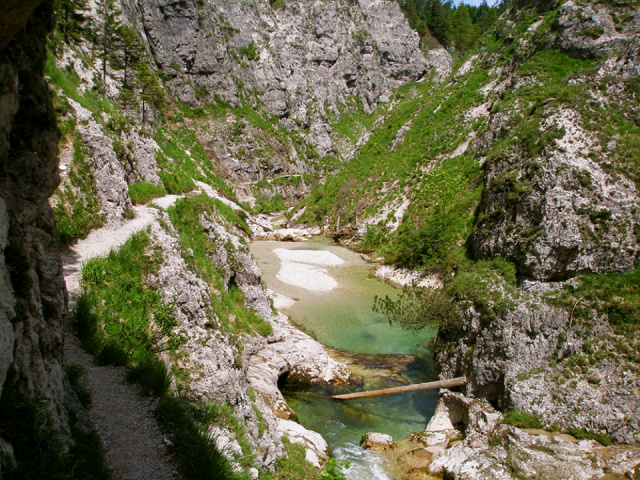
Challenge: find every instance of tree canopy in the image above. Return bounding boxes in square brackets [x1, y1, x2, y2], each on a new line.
[397, 0, 508, 52]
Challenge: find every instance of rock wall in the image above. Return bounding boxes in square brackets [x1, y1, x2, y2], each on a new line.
[132, 0, 428, 156]
[432, 0, 640, 460]
[470, 0, 640, 281]
[0, 0, 71, 447]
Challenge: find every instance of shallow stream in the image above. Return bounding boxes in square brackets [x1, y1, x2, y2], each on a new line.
[250, 238, 438, 479]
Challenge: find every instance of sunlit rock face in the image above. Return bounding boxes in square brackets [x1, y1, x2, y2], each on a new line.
[128, 0, 431, 156]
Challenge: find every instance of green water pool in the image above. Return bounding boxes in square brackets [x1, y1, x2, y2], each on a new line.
[249, 237, 438, 478]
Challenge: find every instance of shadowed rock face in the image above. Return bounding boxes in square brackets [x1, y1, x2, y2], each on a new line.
[0, 0, 71, 444]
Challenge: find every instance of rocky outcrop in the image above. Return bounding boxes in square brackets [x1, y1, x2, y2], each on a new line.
[0, 0, 71, 451]
[421, 391, 640, 479]
[436, 280, 640, 446]
[69, 100, 133, 223]
[148, 208, 351, 468]
[134, 0, 429, 155]
[553, 0, 640, 60]
[361, 432, 395, 451]
[471, 107, 640, 281]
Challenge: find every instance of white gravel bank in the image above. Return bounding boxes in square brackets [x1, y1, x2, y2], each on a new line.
[274, 248, 345, 292]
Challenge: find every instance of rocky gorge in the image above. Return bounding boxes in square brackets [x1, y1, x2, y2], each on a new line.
[0, 0, 640, 479]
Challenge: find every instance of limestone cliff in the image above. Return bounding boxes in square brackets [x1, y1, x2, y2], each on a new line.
[130, 0, 428, 157]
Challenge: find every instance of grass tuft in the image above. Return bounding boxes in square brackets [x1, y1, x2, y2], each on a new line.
[129, 182, 167, 205]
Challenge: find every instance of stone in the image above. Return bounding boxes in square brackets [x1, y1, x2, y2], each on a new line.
[361, 432, 395, 451]
[272, 228, 311, 242]
[424, 392, 640, 479]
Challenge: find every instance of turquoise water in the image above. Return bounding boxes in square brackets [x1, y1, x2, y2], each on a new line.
[250, 238, 438, 479]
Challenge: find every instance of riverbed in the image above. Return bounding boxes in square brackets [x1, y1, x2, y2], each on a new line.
[250, 237, 438, 479]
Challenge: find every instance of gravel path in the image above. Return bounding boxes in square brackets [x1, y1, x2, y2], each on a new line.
[62, 196, 182, 480]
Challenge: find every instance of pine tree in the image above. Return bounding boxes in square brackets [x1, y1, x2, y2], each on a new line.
[54, 0, 91, 48]
[425, 0, 452, 47]
[113, 25, 146, 107]
[95, 0, 123, 85]
[450, 5, 479, 53]
[135, 63, 164, 124]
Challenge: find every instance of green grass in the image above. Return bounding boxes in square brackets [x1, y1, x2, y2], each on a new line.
[154, 126, 236, 199]
[65, 364, 92, 408]
[129, 182, 167, 204]
[501, 410, 542, 429]
[53, 139, 105, 247]
[300, 63, 490, 270]
[155, 398, 242, 480]
[549, 268, 640, 336]
[261, 440, 348, 480]
[568, 428, 613, 446]
[76, 230, 246, 479]
[76, 231, 176, 397]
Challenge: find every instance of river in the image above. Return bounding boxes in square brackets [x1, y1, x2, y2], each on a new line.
[249, 237, 438, 479]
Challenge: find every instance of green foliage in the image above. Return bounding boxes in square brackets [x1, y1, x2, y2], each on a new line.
[239, 42, 258, 61]
[95, 0, 124, 84]
[302, 60, 492, 271]
[397, 0, 503, 52]
[549, 269, 640, 334]
[577, 26, 605, 39]
[373, 286, 459, 333]
[373, 258, 518, 347]
[568, 428, 613, 446]
[384, 156, 483, 270]
[358, 223, 388, 251]
[255, 193, 287, 214]
[128, 181, 167, 205]
[501, 410, 542, 429]
[127, 353, 172, 397]
[53, 138, 105, 247]
[447, 258, 519, 320]
[155, 126, 237, 199]
[77, 231, 178, 392]
[65, 364, 92, 408]
[52, 0, 92, 50]
[261, 439, 348, 480]
[155, 398, 242, 480]
[77, 229, 251, 479]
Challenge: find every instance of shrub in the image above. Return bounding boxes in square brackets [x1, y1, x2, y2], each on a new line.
[569, 428, 612, 446]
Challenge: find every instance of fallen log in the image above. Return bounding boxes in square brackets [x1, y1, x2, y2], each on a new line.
[330, 377, 467, 400]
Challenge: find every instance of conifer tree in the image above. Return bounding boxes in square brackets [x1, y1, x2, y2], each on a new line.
[96, 0, 123, 85]
[54, 0, 91, 49]
[135, 63, 164, 124]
